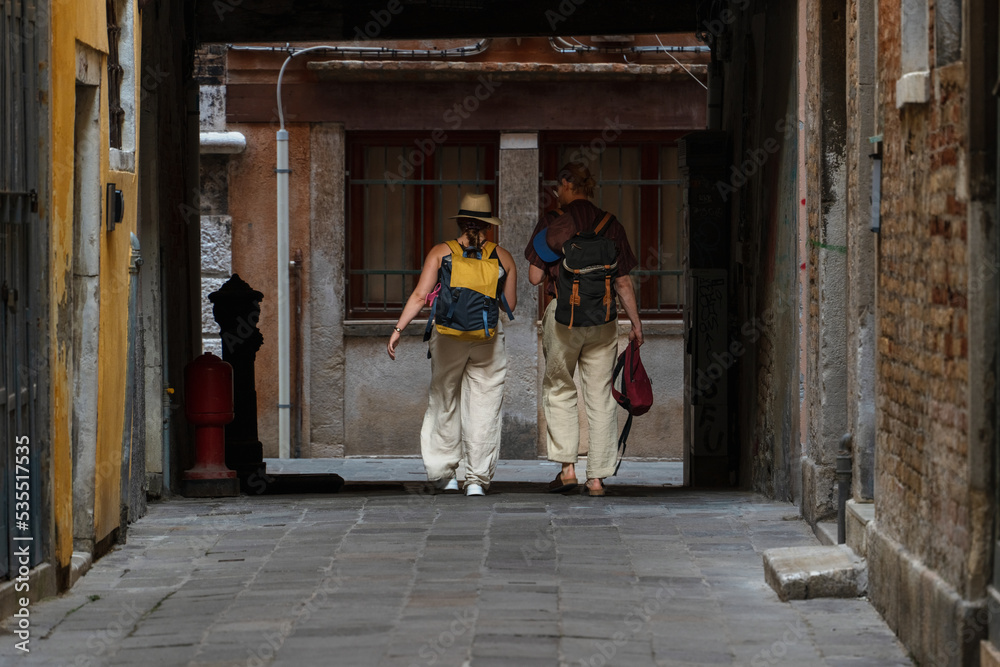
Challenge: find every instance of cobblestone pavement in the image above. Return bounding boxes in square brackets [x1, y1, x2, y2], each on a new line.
[0, 461, 912, 666]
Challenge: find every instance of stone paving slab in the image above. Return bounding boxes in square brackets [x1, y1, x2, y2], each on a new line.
[0, 476, 911, 666]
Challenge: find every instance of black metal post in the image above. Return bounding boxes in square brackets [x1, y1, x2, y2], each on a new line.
[836, 433, 853, 545]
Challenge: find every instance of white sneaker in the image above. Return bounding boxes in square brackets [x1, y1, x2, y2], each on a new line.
[465, 483, 485, 496]
[434, 477, 459, 492]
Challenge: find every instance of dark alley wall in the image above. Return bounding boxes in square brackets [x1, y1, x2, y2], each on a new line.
[717, 4, 801, 499]
[142, 0, 200, 492]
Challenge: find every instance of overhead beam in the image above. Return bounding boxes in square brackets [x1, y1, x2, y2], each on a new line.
[195, 0, 701, 44]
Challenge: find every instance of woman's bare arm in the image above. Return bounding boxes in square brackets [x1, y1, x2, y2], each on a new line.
[388, 245, 447, 360]
[497, 246, 518, 313]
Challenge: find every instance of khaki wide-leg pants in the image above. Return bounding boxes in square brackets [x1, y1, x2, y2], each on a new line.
[541, 300, 619, 479]
[420, 327, 507, 488]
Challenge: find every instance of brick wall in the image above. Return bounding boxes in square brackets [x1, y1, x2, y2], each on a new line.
[875, 0, 972, 595]
[193, 44, 226, 86]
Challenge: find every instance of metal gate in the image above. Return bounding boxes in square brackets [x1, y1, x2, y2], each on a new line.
[0, 0, 43, 579]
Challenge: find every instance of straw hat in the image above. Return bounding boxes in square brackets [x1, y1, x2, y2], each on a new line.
[449, 193, 503, 226]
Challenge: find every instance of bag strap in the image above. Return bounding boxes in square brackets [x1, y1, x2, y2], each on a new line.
[613, 413, 633, 476]
[594, 212, 612, 235]
[445, 239, 463, 257]
[500, 292, 515, 321]
[611, 343, 633, 476]
[612, 349, 629, 410]
[423, 282, 443, 358]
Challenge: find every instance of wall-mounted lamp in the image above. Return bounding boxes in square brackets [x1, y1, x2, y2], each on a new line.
[869, 135, 882, 234]
[106, 183, 124, 232]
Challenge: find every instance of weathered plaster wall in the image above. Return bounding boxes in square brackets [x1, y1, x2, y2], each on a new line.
[802, 0, 849, 525]
[50, 0, 143, 564]
[95, 1, 143, 550]
[344, 335, 430, 456]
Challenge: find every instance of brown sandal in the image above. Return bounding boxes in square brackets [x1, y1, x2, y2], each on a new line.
[585, 479, 606, 497]
[548, 471, 578, 493]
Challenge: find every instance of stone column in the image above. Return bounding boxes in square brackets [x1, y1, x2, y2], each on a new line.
[307, 123, 346, 457]
[497, 133, 539, 459]
[803, 0, 848, 525]
[845, 0, 877, 500]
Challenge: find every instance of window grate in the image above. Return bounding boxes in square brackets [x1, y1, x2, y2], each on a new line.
[541, 139, 685, 319]
[347, 134, 498, 318]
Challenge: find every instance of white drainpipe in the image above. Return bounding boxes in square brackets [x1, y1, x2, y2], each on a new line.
[276, 127, 291, 459]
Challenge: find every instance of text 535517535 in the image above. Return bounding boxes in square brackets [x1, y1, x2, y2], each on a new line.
[12, 434, 32, 653]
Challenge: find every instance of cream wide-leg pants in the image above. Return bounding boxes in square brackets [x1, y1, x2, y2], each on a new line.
[420, 327, 507, 488]
[541, 300, 619, 480]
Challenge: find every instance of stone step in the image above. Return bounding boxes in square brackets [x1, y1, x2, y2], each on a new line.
[815, 520, 837, 545]
[763, 544, 868, 601]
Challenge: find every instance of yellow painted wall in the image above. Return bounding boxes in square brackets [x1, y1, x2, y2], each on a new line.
[50, 0, 141, 568]
[95, 162, 139, 544]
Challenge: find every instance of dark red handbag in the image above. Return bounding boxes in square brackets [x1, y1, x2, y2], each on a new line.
[611, 340, 653, 474]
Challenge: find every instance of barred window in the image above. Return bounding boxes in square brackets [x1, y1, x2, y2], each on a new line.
[540, 135, 685, 319]
[346, 133, 498, 319]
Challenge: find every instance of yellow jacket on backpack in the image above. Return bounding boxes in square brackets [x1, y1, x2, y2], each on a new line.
[424, 240, 514, 342]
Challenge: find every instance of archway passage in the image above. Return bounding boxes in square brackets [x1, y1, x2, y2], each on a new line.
[180, 0, 802, 494]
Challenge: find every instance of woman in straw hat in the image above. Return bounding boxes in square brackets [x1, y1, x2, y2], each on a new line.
[387, 193, 517, 497]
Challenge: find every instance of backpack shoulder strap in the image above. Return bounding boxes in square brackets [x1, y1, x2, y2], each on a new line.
[444, 239, 462, 256]
[481, 241, 498, 258]
[594, 212, 612, 235]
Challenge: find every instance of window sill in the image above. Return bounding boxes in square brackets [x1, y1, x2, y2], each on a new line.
[345, 319, 421, 337]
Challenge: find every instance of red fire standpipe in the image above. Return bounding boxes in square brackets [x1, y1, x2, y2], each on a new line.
[183, 353, 237, 482]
